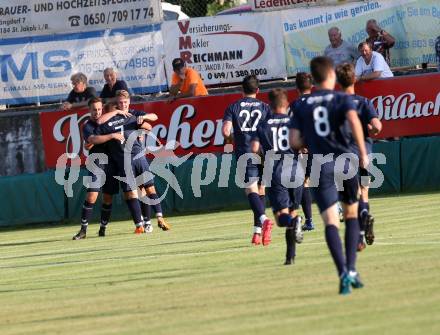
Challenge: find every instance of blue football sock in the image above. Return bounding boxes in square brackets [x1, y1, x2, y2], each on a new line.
[278, 213, 293, 228]
[301, 187, 312, 221]
[140, 200, 151, 222]
[80, 200, 94, 228]
[259, 194, 266, 208]
[358, 200, 368, 232]
[247, 192, 265, 221]
[285, 228, 296, 260]
[345, 218, 360, 272]
[125, 198, 143, 226]
[325, 225, 346, 276]
[149, 193, 163, 217]
[100, 203, 112, 227]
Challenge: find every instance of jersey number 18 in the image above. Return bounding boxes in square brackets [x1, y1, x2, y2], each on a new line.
[271, 126, 289, 152]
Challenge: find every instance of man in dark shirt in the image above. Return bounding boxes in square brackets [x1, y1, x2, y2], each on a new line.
[289, 72, 315, 232]
[365, 19, 395, 65]
[100, 68, 129, 100]
[290, 56, 368, 295]
[96, 90, 170, 234]
[64, 72, 97, 110]
[72, 97, 124, 240]
[336, 63, 382, 251]
[251, 88, 304, 265]
[222, 75, 274, 246]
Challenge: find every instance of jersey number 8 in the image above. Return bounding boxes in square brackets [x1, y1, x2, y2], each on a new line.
[313, 106, 330, 137]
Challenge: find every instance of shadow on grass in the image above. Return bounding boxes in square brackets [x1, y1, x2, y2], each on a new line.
[1, 191, 438, 234]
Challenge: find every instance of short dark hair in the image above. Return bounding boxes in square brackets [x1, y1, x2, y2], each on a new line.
[88, 97, 102, 107]
[295, 72, 313, 92]
[358, 41, 371, 51]
[310, 56, 334, 84]
[104, 102, 117, 113]
[172, 58, 185, 71]
[242, 75, 259, 94]
[268, 88, 288, 109]
[336, 63, 356, 88]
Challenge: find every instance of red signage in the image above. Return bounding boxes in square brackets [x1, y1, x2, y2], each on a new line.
[40, 73, 440, 168]
[356, 73, 440, 138]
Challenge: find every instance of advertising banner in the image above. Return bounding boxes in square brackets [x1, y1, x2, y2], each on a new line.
[281, 0, 440, 74]
[162, 12, 287, 86]
[357, 73, 440, 139]
[0, 25, 167, 105]
[249, 0, 356, 12]
[40, 73, 440, 168]
[0, 0, 162, 38]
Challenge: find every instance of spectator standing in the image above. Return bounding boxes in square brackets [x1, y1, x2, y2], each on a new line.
[435, 36, 440, 71]
[324, 27, 359, 65]
[365, 19, 395, 65]
[355, 42, 393, 81]
[100, 68, 129, 100]
[169, 58, 208, 101]
[64, 73, 97, 110]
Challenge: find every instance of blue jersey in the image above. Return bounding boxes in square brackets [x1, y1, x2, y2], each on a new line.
[288, 94, 310, 118]
[289, 90, 356, 156]
[223, 97, 271, 156]
[82, 119, 107, 154]
[254, 113, 293, 155]
[95, 110, 146, 158]
[347, 94, 378, 155]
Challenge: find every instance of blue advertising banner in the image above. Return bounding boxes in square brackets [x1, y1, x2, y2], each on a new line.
[0, 24, 167, 105]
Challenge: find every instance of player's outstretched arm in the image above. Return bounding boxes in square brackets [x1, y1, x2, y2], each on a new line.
[347, 110, 369, 169]
[139, 122, 152, 131]
[97, 109, 132, 125]
[137, 114, 158, 125]
[87, 133, 124, 145]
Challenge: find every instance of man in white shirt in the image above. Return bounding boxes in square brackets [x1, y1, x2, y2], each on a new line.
[355, 42, 393, 81]
[324, 27, 359, 65]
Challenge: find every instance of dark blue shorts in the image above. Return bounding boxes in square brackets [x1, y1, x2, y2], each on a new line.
[268, 157, 304, 212]
[234, 152, 262, 185]
[102, 160, 120, 195]
[86, 157, 119, 195]
[312, 161, 359, 213]
[121, 156, 155, 192]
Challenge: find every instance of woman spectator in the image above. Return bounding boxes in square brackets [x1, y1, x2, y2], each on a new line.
[63, 73, 97, 110]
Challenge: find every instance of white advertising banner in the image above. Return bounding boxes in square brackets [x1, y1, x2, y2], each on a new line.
[0, 0, 162, 38]
[0, 25, 167, 105]
[162, 12, 287, 86]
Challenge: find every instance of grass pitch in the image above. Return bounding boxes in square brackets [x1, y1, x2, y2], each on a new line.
[0, 192, 439, 335]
